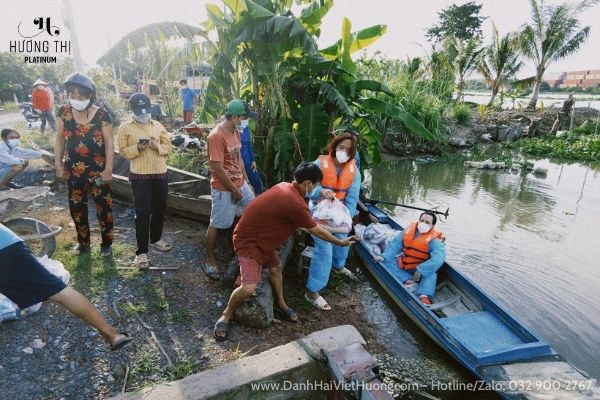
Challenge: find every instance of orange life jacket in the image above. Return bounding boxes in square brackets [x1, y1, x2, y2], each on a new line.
[397, 223, 444, 270]
[319, 155, 356, 200]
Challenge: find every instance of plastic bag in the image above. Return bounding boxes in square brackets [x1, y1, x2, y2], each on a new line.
[0, 256, 70, 323]
[313, 198, 353, 233]
[37, 255, 71, 285]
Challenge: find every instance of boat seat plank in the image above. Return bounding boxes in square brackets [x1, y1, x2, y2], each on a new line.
[366, 204, 392, 223]
[168, 179, 200, 187]
[439, 311, 525, 357]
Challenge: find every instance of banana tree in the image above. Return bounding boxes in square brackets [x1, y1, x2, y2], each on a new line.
[200, 0, 433, 183]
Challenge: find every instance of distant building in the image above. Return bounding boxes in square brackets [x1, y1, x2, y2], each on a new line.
[545, 70, 600, 89]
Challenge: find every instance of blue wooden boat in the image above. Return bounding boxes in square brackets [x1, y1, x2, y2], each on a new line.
[354, 202, 599, 399]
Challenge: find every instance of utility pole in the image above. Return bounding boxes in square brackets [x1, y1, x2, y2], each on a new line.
[62, 0, 85, 72]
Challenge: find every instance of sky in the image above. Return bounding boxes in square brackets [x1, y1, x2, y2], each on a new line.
[1, 0, 599, 79]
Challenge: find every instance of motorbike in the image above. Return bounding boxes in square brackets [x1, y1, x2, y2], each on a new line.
[19, 102, 40, 126]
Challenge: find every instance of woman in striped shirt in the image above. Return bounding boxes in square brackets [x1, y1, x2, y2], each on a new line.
[117, 93, 173, 268]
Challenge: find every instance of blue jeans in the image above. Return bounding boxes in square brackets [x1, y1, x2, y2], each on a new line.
[306, 233, 350, 293]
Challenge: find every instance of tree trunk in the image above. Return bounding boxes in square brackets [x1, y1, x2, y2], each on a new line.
[487, 87, 498, 107]
[527, 73, 543, 110]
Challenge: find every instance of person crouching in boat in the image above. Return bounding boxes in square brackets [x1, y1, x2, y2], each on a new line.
[305, 132, 361, 311]
[374, 211, 445, 306]
[117, 93, 173, 268]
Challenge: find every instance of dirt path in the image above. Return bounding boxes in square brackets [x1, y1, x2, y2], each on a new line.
[1, 166, 378, 400]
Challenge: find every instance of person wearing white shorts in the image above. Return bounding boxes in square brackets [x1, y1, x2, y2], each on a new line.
[204, 99, 256, 280]
[210, 182, 255, 229]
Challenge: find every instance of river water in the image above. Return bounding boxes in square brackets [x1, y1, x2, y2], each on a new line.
[463, 91, 600, 111]
[360, 156, 600, 380]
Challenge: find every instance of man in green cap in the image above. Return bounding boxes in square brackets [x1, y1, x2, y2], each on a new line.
[203, 99, 255, 279]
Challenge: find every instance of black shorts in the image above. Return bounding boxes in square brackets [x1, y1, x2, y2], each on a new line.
[0, 242, 66, 309]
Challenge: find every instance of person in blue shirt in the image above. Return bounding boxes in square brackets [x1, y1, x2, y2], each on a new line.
[180, 79, 198, 124]
[374, 211, 446, 306]
[0, 223, 132, 350]
[240, 102, 263, 194]
[305, 132, 361, 311]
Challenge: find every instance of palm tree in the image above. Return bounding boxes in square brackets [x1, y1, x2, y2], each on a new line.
[478, 25, 523, 107]
[446, 36, 483, 101]
[519, 0, 598, 109]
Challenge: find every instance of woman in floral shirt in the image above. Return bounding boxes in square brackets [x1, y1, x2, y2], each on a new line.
[54, 73, 115, 256]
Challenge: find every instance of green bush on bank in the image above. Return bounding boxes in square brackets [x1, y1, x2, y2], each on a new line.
[453, 103, 471, 125]
[505, 135, 600, 161]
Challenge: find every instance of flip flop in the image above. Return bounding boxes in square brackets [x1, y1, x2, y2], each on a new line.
[304, 294, 332, 311]
[202, 261, 221, 280]
[276, 307, 299, 323]
[110, 332, 132, 351]
[213, 320, 229, 342]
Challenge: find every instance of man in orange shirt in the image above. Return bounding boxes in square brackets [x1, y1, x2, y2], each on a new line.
[203, 99, 255, 280]
[31, 79, 56, 135]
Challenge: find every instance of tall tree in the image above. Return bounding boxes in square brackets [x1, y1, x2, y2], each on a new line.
[478, 25, 523, 107]
[518, 0, 598, 109]
[426, 1, 486, 46]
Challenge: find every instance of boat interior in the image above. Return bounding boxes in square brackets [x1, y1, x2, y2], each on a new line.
[357, 202, 553, 364]
[112, 153, 211, 196]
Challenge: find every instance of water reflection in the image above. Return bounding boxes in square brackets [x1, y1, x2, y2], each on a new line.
[364, 157, 600, 379]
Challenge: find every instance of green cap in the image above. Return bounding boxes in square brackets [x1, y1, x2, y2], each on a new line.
[225, 99, 246, 116]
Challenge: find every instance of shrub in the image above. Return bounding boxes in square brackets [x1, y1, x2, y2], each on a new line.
[453, 103, 471, 124]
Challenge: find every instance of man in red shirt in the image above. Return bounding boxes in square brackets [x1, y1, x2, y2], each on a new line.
[31, 79, 56, 135]
[213, 162, 355, 341]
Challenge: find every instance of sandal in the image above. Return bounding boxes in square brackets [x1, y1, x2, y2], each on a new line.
[276, 307, 299, 323]
[304, 294, 332, 311]
[150, 239, 172, 252]
[213, 320, 230, 342]
[202, 261, 221, 280]
[110, 332, 132, 351]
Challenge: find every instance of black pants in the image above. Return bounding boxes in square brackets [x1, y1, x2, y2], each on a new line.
[131, 178, 169, 255]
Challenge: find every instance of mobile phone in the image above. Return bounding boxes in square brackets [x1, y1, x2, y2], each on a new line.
[95, 176, 103, 186]
[138, 138, 149, 144]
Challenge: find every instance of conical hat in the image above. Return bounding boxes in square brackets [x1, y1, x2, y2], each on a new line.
[33, 79, 48, 86]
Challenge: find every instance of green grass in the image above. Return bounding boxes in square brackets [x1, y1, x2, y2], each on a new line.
[16, 124, 55, 149]
[164, 357, 198, 381]
[120, 302, 148, 315]
[452, 103, 472, 125]
[141, 282, 170, 311]
[129, 349, 160, 378]
[166, 150, 207, 173]
[1, 101, 19, 112]
[167, 309, 191, 323]
[53, 241, 135, 299]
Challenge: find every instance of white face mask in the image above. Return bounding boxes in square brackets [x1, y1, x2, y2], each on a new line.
[133, 113, 151, 123]
[417, 222, 432, 234]
[7, 139, 20, 148]
[240, 119, 249, 129]
[336, 150, 350, 164]
[69, 97, 90, 111]
[305, 183, 313, 198]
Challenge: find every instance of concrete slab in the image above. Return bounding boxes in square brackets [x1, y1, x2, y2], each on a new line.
[109, 325, 366, 400]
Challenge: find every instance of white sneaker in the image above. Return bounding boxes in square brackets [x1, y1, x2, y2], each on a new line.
[134, 253, 149, 269]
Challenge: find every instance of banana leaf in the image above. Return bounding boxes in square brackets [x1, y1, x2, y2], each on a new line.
[296, 104, 330, 162]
